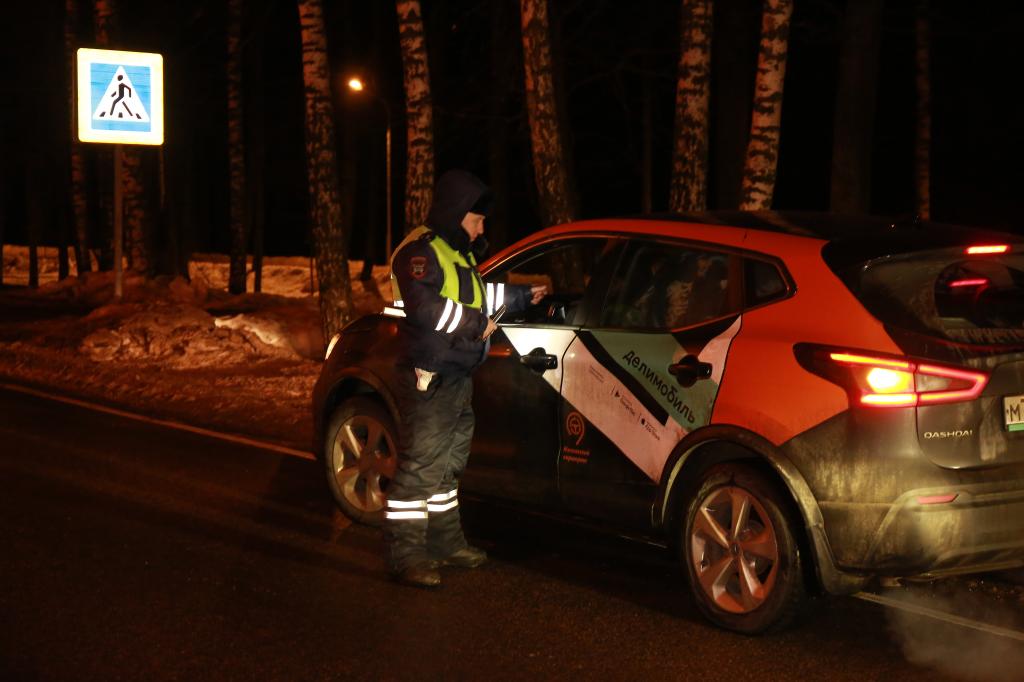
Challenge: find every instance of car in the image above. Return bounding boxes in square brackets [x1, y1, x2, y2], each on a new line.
[312, 211, 1024, 633]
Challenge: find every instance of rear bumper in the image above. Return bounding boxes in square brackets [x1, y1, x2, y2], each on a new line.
[821, 481, 1024, 577]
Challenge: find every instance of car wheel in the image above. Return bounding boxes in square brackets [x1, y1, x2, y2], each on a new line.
[682, 463, 805, 634]
[324, 397, 398, 526]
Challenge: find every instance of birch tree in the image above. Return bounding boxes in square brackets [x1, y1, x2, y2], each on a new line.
[298, 0, 355, 340]
[739, 0, 793, 211]
[669, 0, 713, 213]
[227, 0, 247, 293]
[914, 0, 931, 220]
[0, 137, 5, 286]
[521, 0, 574, 227]
[122, 147, 150, 274]
[65, 0, 91, 274]
[93, 0, 114, 269]
[829, 0, 883, 214]
[247, 19, 267, 293]
[396, 0, 434, 231]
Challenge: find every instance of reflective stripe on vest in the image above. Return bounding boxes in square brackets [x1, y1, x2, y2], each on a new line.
[389, 226, 484, 311]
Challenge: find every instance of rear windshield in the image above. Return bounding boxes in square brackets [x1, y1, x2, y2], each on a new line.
[843, 252, 1024, 346]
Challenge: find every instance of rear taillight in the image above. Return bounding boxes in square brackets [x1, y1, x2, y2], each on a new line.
[794, 346, 989, 408]
[965, 244, 1009, 255]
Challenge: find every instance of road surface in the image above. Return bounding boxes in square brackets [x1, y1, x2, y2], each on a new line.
[1, 385, 1019, 681]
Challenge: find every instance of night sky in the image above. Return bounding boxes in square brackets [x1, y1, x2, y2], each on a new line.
[2, 0, 1023, 263]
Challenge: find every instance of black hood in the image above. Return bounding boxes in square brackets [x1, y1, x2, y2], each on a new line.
[426, 169, 492, 254]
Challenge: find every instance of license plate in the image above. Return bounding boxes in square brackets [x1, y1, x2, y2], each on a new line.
[1005, 394, 1024, 432]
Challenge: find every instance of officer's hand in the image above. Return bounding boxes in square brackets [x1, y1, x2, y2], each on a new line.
[482, 318, 498, 340]
[530, 285, 548, 305]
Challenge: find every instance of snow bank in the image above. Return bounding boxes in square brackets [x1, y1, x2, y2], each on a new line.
[2, 245, 393, 302]
[1, 245, 394, 364]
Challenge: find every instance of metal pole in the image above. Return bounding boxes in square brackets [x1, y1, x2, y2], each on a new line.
[113, 143, 123, 299]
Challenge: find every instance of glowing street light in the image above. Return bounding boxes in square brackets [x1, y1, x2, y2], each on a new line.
[346, 75, 392, 261]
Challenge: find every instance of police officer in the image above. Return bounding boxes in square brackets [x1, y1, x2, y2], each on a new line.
[387, 169, 545, 588]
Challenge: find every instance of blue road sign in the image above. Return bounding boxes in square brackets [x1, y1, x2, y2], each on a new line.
[77, 48, 164, 145]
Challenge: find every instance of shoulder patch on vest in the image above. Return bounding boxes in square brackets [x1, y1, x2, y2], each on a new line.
[410, 256, 428, 279]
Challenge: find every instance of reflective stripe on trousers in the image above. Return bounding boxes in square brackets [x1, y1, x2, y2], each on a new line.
[386, 371, 474, 571]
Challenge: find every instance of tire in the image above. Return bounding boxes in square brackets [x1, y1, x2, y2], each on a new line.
[681, 463, 805, 634]
[324, 397, 399, 526]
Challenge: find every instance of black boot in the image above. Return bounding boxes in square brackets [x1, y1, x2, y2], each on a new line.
[395, 561, 442, 588]
[439, 546, 487, 568]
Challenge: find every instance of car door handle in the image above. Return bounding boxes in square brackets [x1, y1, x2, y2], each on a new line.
[668, 355, 712, 387]
[520, 347, 558, 372]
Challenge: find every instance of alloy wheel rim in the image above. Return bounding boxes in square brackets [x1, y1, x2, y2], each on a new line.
[690, 486, 779, 614]
[332, 415, 396, 513]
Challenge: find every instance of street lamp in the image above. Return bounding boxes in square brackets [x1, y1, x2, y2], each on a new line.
[347, 75, 393, 262]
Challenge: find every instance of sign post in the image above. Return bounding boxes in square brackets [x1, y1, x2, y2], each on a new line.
[75, 48, 164, 299]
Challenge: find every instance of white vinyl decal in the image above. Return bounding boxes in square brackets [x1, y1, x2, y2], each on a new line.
[501, 327, 578, 391]
[698, 316, 742, 386]
[502, 318, 742, 483]
[562, 337, 685, 481]
[563, 316, 742, 482]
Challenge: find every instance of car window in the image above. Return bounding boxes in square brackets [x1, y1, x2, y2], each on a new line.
[601, 241, 741, 331]
[486, 238, 610, 326]
[744, 258, 788, 308]
[849, 252, 1024, 346]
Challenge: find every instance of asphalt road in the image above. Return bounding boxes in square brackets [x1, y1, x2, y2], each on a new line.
[1, 385, 1019, 681]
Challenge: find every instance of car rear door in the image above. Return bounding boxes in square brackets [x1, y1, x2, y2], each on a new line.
[841, 245, 1024, 468]
[465, 237, 617, 507]
[557, 239, 745, 529]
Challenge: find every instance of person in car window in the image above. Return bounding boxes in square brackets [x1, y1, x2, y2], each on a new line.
[386, 169, 546, 588]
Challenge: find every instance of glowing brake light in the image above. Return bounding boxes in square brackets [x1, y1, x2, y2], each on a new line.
[965, 244, 1008, 255]
[948, 278, 988, 288]
[865, 367, 914, 393]
[822, 351, 988, 408]
[915, 364, 988, 404]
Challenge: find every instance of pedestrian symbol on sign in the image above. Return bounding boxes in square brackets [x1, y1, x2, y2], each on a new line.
[93, 66, 149, 122]
[77, 47, 163, 144]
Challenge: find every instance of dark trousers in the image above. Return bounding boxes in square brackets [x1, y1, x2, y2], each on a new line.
[387, 368, 474, 571]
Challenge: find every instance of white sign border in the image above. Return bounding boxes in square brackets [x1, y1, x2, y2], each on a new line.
[77, 48, 164, 146]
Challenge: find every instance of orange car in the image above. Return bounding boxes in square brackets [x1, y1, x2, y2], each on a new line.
[313, 211, 1024, 633]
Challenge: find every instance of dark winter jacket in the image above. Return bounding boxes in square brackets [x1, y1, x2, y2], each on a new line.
[391, 170, 529, 376]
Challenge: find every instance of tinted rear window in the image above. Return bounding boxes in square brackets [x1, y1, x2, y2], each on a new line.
[845, 252, 1024, 346]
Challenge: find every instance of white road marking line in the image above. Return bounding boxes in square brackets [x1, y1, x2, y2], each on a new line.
[855, 591, 1024, 643]
[0, 382, 315, 460]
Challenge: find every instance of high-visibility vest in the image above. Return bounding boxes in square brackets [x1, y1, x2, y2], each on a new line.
[390, 226, 484, 310]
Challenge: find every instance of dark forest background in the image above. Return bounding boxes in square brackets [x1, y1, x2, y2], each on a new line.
[2, 0, 1023, 265]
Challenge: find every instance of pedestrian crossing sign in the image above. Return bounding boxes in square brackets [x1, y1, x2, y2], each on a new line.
[77, 48, 164, 145]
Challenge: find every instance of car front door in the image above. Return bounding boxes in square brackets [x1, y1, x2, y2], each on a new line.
[558, 239, 745, 529]
[465, 237, 616, 508]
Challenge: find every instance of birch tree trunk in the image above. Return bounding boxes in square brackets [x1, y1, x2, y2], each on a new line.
[28, 162, 42, 288]
[521, 0, 574, 227]
[0, 145, 5, 286]
[122, 148, 150, 274]
[94, 0, 114, 269]
[669, 0, 713, 213]
[487, 0, 514, 247]
[396, 0, 434, 231]
[227, 0, 247, 294]
[914, 0, 931, 220]
[298, 0, 355, 341]
[829, 0, 882, 214]
[65, 0, 91, 275]
[247, 18, 266, 293]
[739, 0, 793, 211]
